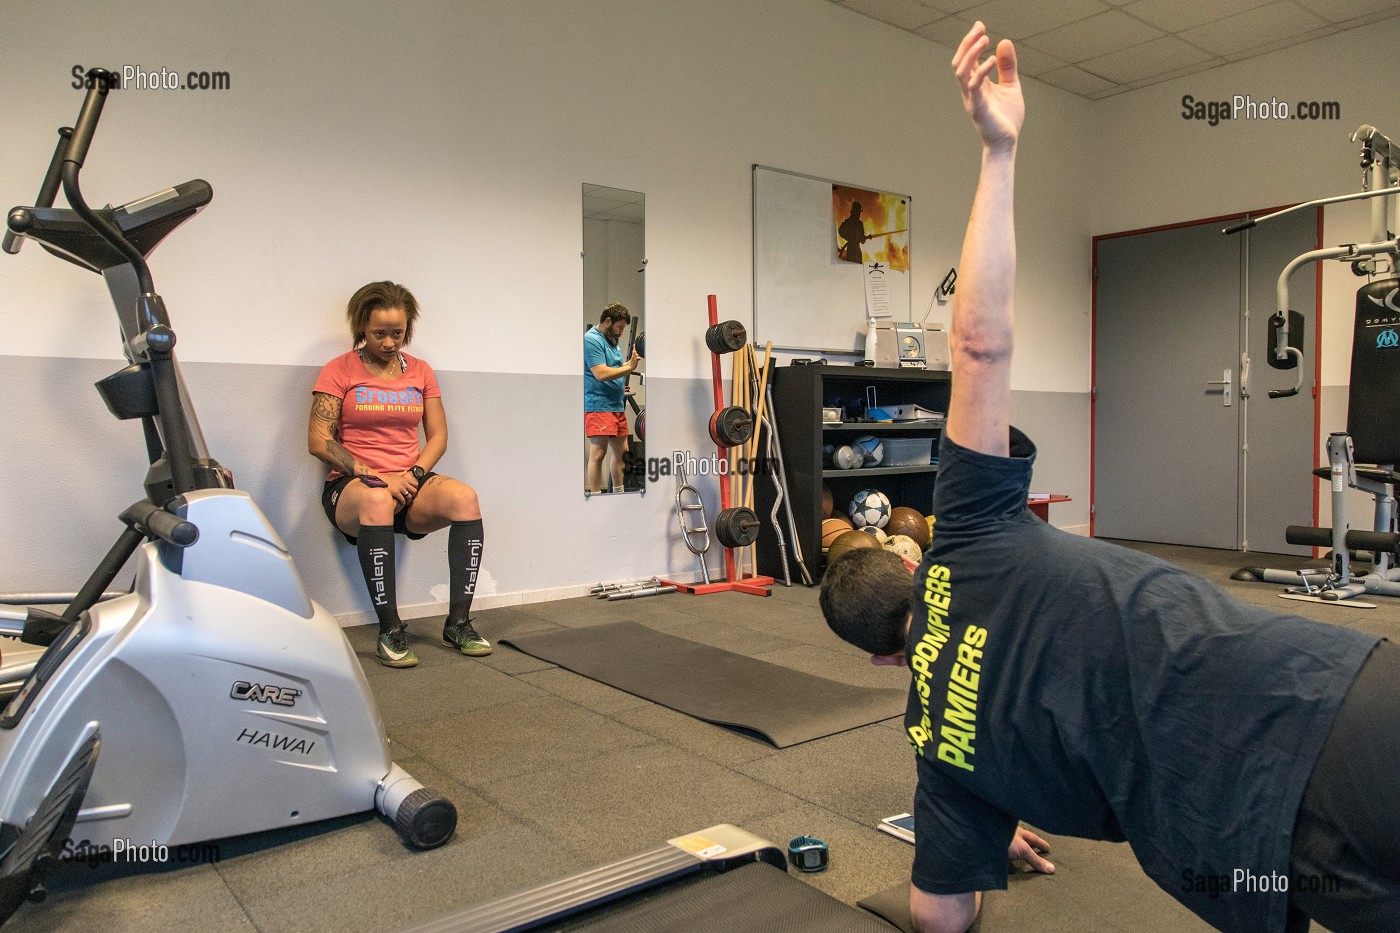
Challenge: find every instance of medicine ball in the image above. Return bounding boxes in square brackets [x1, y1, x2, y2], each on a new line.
[886, 506, 931, 549]
[826, 529, 881, 565]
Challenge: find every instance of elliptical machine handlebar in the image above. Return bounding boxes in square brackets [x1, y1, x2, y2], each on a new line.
[64, 69, 112, 172]
[118, 501, 198, 549]
[6, 67, 204, 495]
[2, 128, 71, 256]
[60, 70, 156, 296]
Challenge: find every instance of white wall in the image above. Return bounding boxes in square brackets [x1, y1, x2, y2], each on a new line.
[0, 0, 1113, 616]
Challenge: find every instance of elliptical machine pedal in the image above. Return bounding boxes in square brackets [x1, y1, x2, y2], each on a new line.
[0, 726, 100, 924]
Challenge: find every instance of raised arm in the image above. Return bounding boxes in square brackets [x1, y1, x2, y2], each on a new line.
[590, 348, 641, 383]
[944, 21, 1024, 458]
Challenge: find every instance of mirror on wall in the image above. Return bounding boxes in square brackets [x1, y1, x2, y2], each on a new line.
[582, 183, 646, 496]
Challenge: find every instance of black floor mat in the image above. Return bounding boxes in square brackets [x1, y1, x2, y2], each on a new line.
[501, 621, 905, 747]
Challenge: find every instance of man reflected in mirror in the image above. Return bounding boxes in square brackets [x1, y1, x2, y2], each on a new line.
[584, 302, 641, 494]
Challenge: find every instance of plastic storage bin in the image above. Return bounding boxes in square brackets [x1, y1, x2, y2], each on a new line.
[881, 437, 934, 466]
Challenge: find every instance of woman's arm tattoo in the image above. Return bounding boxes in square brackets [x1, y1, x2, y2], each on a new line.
[311, 393, 357, 474]
[326, 439, 359, 475]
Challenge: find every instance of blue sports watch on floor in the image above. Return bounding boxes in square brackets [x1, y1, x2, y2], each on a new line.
[787, 835, 829, 873]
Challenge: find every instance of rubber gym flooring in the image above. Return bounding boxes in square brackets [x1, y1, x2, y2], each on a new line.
[27, 542, 1388, 932]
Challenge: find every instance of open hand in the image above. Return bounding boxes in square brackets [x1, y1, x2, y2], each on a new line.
[952, 21, 1024, 152]
[1008, 826, 1054, 874]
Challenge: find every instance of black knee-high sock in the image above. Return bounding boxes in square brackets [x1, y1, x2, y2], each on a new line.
[446, 519, 484, 623]
[356, 524, 400, 631]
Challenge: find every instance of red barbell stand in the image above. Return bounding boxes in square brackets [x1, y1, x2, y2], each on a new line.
[663, 295, 772, 597]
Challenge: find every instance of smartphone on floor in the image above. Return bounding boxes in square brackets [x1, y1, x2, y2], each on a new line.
[879, 812, 915, 844]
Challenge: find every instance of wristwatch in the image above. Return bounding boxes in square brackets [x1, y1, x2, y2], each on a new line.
[409, 465, 427, 482]
[786, 835, 829, 873]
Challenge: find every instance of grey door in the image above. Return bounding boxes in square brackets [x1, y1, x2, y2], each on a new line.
[1093, 212, 1317, 552]
[1095, 223, 1242, 548]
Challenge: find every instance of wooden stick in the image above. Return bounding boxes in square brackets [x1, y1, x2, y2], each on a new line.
[735, 344, 752, 575]
[745, 342, 773, 468]
[743, 342, 773, 576]
[736, 344, 749, 509]
[731, 346, 748, 509]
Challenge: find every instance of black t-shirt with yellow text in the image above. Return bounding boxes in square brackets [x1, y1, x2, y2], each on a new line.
[907, 434, 1379, 933]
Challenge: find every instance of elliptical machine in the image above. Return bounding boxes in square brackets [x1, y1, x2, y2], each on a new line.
[0, 70, 456, 923]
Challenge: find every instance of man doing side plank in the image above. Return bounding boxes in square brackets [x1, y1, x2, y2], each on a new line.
[820, 21, 1398, 933]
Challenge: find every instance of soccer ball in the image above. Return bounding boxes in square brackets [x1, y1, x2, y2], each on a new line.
[860, 526, 889, 545]
[884, 534, 922, 562]
[848, 489, 891, 529]
[852, 435, 884, 467]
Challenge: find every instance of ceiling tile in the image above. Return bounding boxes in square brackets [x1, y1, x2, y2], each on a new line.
[1337, 7, 1400, 28]
[1108, 57, 1225, 93]
[840, 0, 943, 30]
[1293, 0, 1400, 24]
[917, 0, 984, 12]
[1179, 1, 1329, 57]
[1022, 9, 1164, 62]
[1119, 0, 1274, 32]
[1078, 35, 1214, 84]
[1035, 65, 1117, 96]
[1007, 43, 1070, 77]
[915, 14, 977, 48]
[1220, 24, 1338, 61]
[960, 0, 1111, 40]
[832, 0, 1400, 101]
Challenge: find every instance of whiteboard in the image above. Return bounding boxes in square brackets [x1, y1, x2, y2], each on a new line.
[752, 165, 911, 353]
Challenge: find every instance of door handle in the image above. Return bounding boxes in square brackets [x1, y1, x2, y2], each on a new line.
[1206, 369, 1232, 407]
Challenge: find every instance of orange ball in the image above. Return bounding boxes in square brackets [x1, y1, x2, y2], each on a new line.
[822, 516, 854, 547]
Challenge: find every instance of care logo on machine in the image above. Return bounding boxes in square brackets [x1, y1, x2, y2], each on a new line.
[230, 681, 302, 707]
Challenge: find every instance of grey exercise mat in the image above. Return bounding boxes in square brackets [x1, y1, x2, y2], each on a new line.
[500, 621, 906, 748]
[562, 860, 898, 931]
[858, 884, 916, 933]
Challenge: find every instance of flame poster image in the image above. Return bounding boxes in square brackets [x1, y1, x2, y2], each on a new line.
[832, 184, 909, 270]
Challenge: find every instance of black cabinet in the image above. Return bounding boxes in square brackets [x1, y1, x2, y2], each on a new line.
[756, 365, 951, 583]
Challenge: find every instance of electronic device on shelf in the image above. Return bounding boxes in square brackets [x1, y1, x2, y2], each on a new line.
[863, 321, 949, 370]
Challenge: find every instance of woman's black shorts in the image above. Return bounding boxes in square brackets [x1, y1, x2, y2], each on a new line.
[321, 473, 436, 545]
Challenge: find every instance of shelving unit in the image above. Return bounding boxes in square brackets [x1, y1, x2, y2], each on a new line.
[755, 365, 951, 583]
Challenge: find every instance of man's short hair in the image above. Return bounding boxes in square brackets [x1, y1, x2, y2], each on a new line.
[599, 302, 631, 326]
[820, 548, 912, 656]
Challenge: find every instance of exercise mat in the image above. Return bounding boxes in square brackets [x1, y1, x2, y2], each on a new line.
[857, 884, 915, 932]
[564, 860, 898, 931]
[501, 621, 905, 748]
